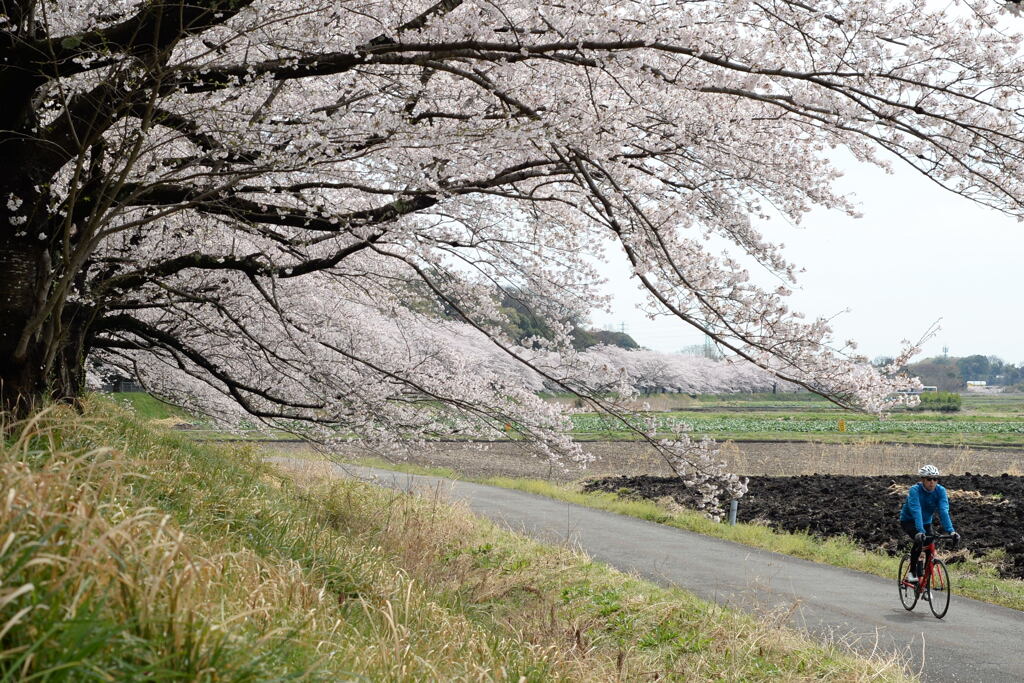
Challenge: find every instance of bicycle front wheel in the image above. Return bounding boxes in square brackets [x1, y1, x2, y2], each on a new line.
[898, 556, 918, 610]
[928, 558, 951, 618]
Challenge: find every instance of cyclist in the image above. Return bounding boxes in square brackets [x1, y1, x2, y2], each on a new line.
[899, 464, 960, 587]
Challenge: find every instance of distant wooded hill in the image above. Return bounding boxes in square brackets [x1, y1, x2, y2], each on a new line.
[404, 281, 639, 351]
[888, 355, 1024, 392]
[495, 294, 639, 350]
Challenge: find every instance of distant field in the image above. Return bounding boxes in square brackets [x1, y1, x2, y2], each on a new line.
[570, 392, 1024, 449]
[112, 390, 1024, 449]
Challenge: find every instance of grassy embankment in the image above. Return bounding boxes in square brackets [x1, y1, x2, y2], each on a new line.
[0, 399, 912, 681]
[343, 456, 1024, 613]
[113, 391, 194, 421]
[112, 392, 298, 441]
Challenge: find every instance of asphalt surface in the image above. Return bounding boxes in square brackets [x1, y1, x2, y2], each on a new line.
[292, 461, 1024, 681]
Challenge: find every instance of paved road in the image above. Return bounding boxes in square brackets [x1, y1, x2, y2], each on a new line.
[293, 461, 1024, 681]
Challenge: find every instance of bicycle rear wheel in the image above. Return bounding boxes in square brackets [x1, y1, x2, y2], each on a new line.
[928, 558, 951, 618]
[898, 556, 918, 610]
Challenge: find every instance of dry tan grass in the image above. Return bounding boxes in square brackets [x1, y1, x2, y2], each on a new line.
[147, 416, 192, 428]
[351, 437, 1024, 487]
[281, 460, 915, 682]
[718, 439, 1021, 477]
[0, 410, 342, 677]
[884, 483, 1007, 506]
[0, 408, 550, 679]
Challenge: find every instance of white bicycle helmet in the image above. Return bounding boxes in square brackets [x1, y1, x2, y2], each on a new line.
[918, 464, 941, 477]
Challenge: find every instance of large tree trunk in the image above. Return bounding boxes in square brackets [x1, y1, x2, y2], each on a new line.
[0, 238, 87, 419]
[0, 240, 48, 417]
[1, 93, 91, 418]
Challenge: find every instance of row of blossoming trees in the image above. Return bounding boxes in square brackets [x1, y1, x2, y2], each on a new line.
[4, 0, 1024, 508]
[430, 332, 790, 395]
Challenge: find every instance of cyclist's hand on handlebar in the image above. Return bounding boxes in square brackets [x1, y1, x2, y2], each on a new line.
[915, 532, 926, 543]
[951, 531, 961, 545]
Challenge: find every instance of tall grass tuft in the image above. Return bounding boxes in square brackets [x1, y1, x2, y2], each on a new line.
[0, 407, 310, 679]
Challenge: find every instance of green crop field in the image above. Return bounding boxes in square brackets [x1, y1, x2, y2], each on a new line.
[112, 389, 1024, 449]
[572, 414, 1024, 434]
[569, 393, 1024, 448]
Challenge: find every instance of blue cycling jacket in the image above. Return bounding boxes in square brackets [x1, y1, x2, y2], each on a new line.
[899, 482, 954, 535]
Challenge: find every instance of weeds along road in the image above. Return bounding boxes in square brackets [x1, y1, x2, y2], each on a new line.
[284, 460, 1024, 682]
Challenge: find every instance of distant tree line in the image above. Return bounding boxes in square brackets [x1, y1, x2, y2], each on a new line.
[417, 283, 640, 351]
[876, 354, 1024, 392]
[497, 294, 639, 350]
[678, 338, 725, 360]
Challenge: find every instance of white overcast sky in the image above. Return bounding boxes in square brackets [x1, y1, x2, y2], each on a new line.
[591, 154, 1024, 365]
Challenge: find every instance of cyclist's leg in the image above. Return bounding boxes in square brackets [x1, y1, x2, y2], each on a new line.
[919, 523, 935, 579]
[921, 524, 937, 589]
[920, 524, 937, 600]
[900, 519, 923, 578]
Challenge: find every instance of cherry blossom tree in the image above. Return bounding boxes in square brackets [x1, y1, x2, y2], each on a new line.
[387, 328, 788, 396]
[3, 0, 1024, 479]
[586, 347, 791, 395]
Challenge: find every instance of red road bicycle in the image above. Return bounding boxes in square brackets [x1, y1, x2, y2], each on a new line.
[898, 532, 957, 619]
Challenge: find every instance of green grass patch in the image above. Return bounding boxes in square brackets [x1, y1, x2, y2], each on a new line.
[109, 391, 194, 420]
[568, 408, 1024, 448]
[110, 391, 317, 441]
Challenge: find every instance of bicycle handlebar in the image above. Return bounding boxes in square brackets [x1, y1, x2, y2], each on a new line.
[923, 533, 959, 544]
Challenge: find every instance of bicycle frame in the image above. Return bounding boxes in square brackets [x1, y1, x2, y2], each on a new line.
[901, 535, 949, 589]
[898, 532, 956, 618]
[917, 539, 939, 591]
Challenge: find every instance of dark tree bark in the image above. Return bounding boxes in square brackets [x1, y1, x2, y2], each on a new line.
[0, 239, 92, 417]
[0, 239, 50, 417]
[0, 148, 88, 417]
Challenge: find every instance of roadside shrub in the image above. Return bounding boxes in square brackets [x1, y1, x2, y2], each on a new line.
[912, 391, 962, 412]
